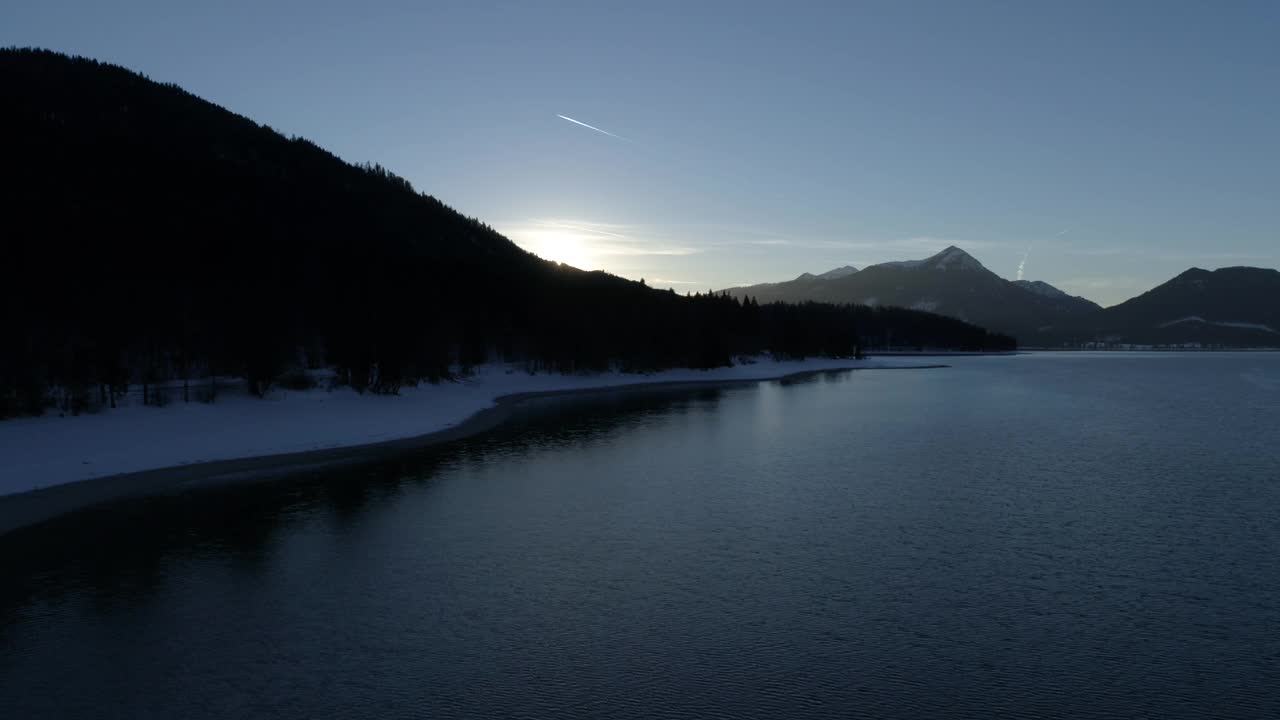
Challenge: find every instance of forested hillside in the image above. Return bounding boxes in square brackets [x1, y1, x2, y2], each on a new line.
[1086, 267, 1280, 345]
[0, 48, 1013, 417]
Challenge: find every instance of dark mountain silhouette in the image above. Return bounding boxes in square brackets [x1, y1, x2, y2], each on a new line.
[1012, 279, 1085, 303]
[814, 265, 859, 280]
[0, 48, 1012, 416]
[1089, 267, 1280, 345]
[723, 246, 1103, 344]
[725, 248, 1280, 347]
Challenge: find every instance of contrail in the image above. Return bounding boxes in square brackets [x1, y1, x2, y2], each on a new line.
[1017, 229, 1068, 281]
[1017, 245, 1032, 281]
[557, 114, 625, 140]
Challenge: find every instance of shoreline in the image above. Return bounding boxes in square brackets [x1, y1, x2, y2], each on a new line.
[0, 362, 947, 537]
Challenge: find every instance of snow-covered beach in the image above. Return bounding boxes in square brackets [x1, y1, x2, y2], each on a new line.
[0, 357, 947, 507]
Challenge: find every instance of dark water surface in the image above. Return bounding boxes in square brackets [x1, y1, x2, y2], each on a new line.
[3, 353, 1279, 719]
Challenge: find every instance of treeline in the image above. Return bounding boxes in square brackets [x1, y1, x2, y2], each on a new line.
[0, 48, 1012, 417]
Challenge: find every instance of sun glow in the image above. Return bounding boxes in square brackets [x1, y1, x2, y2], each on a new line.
[502, 218, 700, 276]
[515, 228, 600, 270]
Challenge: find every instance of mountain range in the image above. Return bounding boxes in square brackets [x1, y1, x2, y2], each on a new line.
[0, 48, 1012, 415]
[722, 247, 1279, 347]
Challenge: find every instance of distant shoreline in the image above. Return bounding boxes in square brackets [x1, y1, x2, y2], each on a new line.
[1017, 347, 1280, 352]
[0, 361, 951, 537]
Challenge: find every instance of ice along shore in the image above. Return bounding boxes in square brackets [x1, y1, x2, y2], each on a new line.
[0, 356, 959, 535]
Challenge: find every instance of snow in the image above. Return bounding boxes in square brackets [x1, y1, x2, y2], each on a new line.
[1013, 279, 1069, 299]
[794, 266, 857, 282]
[875, 259, 925, 269]
[868, 246, 984, 272]
[1216, 321, 1277, 333]
[1159, 316, 1277, 333]
[931, 246, 983, 271]
[0, 356, 936, 496]
[1161, 316, 1208, 326]
[817, 265, 859, 280]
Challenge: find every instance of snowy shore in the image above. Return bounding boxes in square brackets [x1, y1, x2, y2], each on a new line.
[0, 356, 939, 501]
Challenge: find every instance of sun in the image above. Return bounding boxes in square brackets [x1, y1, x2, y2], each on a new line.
[514, 228, 598, 270]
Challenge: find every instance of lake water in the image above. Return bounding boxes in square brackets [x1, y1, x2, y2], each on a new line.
[2, 353, 1279, 719]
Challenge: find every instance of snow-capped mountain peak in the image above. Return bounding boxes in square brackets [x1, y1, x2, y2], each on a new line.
[927, 245, 984, 271]
[871, 246, 986, 272]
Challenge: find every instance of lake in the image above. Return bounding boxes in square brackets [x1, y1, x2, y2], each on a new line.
[2, 353, 1278, 719]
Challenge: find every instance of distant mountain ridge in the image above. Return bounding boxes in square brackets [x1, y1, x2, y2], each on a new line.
[723, 248, 1278, 347]
[1091, 267, 1280, 345]
[816, 265, 859, 280]
[723, 246, 1103, 345]
[1012, 280, 1073, 300]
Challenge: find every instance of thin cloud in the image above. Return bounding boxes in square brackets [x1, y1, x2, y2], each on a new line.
[522, 218, 696, 256]
[565, 223, 1005, 259]
[529, 218, 629, 239]
[601, 246, 699, 257]
[499, 216, 700, 270]
[1061, 245, 1275, 264]
[556, 114, 626, 140]
[723, 235, 1005, 256]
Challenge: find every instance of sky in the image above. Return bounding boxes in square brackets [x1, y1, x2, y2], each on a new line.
[5, 0, 1278, 306]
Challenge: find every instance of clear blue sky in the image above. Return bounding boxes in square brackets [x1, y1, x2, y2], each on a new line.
[6, 0, 1277, 305]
